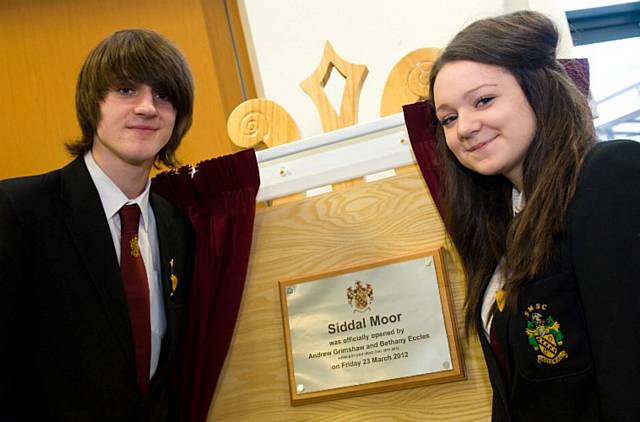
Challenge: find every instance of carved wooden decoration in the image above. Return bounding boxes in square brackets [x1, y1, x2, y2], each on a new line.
[380, 48, 440, 117]
[300, 41, 369, 132]
[227, 98, 300, 149]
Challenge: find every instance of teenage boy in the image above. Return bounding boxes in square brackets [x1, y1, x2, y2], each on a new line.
[0, 29, 194, 421]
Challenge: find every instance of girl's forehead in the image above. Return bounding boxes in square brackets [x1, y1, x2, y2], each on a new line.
[433, 61, 514, 105]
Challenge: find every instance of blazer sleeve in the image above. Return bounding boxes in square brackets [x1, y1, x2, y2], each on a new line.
[0, 184, 29, 413]
[569, 140, 640, 420]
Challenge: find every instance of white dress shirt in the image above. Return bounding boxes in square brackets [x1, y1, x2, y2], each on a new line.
[84, 152, 166, 379]
[481, 188, 525, 340]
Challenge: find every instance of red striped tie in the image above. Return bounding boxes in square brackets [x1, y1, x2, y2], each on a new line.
[119, 204, 151, 395]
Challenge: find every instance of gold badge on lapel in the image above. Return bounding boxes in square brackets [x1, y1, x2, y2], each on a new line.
[170, 258, 178, 296]
[496, 289, 506, 312]
[524, 303, 568, 365]
[130, 236, 141, 257]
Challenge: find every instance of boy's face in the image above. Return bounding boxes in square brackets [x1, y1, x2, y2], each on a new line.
[92, 83, 176, 171]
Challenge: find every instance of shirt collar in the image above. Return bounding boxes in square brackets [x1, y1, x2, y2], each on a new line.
[512, 187, 525, 216]
[84, 151, 152, 229]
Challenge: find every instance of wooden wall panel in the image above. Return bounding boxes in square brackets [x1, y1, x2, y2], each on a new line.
[209, 171, 492, 421]
[0, 0, 253, 179]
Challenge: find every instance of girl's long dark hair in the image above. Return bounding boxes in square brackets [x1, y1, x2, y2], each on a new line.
[428, 11, 595, 334]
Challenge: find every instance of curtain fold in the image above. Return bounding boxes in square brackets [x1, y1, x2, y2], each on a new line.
[403, 58, 591, 219]
[152, 149, 260, 422]
[402, 100, 443, 216]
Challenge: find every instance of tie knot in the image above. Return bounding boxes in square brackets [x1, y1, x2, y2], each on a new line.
[119, 204, 141, 234]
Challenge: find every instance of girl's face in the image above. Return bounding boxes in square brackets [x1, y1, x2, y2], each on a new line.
[433, 61, 537, 191]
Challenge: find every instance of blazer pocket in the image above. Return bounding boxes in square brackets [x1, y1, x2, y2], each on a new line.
[510, 271, 593, 381]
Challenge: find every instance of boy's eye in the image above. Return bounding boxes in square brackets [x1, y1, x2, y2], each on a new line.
[153, 91, 171, 102]
[116, 87, 135, 95]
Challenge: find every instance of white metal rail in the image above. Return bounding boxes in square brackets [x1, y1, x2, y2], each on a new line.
[255, 113, 416, 202]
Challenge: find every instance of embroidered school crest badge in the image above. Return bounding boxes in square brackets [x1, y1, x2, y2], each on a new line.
[346, 281, 373, 312]
[130, 236, 141, 258]
[524, 304, 568, 365]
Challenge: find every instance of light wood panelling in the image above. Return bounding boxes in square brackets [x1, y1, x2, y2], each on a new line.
[0, 0, 253, 179]
[209, 172, 492, 421]
[201, 0, 257, 114]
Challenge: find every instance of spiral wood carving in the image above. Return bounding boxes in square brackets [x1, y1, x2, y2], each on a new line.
[227, 98, 300, 148]
[380, 48, 441, 117]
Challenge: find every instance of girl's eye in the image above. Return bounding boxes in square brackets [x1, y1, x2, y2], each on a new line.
[475, 96, 495, 107]
[440, 115, 457, 127]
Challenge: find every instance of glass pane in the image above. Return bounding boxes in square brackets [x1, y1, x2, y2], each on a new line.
[574, 37, 640, 141]
[558, 0, 637, 11]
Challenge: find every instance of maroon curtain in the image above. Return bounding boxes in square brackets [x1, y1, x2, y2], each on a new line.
[559, 58, 590, 97]
[402, 100, 443, 216]
[152, 149, 260, 422]
[403, 58, 591, 218]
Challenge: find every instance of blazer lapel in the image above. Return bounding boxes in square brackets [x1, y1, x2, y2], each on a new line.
[60, 157, 136, 372]
[148, 193, 182, 391]
[477, 305, 511, 415]
[151, 193, 179, 326]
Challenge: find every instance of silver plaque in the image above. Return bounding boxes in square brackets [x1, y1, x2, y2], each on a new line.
[282, 252, 456, 397]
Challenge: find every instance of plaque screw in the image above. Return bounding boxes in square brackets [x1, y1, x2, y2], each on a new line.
[442, 361, 450, 369]
[286, 287, 294, 295]
[297, 384, 304, 392]
[279, 166, 288, 177]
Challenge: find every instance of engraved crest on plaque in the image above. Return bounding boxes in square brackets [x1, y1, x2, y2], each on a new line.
[347, 281, 374, 312]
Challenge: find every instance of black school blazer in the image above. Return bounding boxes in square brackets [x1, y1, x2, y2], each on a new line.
[0, 157, 193, 422]
[480, 140, 640, 421]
